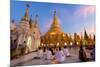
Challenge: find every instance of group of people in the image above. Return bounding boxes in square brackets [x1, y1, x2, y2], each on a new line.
[35, 44, 95, 63]
[15, 40, 95, 63]
[79, 45, 95, 62]
[35, 46, 70, 63]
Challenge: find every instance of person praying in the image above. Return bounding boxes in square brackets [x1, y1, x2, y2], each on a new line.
[63, 46, 70, 57]
[45, 48, 52, 60]
[37, 47, 43, 59]
[55, 47, 65, 63]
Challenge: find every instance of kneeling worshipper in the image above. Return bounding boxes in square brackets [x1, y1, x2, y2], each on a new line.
[63, 46, 70, 57]
[55, 47, 65, 63]
[46, 48, 53, 60]
[36, 47, 43, 59]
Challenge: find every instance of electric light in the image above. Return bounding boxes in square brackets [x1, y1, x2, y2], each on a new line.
[57, 42, 59, 46]
[70, 42, 72, 46]
[64, 42, 67, 46]
[76, 42, 79, 45]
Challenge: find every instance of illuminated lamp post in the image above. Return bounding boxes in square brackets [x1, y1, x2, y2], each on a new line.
[41, 43, 44, 47]
[57, 42, 59, 47]
[70, 42, 73, 46]
[76, 41, 79, 45]
[64, 42, 67, 46]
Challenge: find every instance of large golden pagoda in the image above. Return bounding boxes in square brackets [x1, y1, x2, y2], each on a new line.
[41, 10, 68, 47]
[46, 10, 62, 35]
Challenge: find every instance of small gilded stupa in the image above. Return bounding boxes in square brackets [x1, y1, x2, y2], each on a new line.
[41, 10, 68, 46]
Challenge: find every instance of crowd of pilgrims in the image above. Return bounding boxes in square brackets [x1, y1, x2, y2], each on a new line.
[11, 40, 95, 63]
[34, 46, 70, 63]
[34, 45, 95, 63]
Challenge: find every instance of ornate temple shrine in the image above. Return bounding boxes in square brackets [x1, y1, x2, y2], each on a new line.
[41, 10, 69, 47]
[10, 3, 41, 58]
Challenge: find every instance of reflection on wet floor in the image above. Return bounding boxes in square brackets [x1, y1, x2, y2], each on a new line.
[51, 59, 58, 64]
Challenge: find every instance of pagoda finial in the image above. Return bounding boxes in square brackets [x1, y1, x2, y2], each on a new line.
[84, 27, 89, 40]
[29, 14, 34, 29]
[84, 27, 86, 31]
[22, 2, 30, 21]
[36, 14, 38, 22]
[54, 9, 56, 16]
[30, 14, 32, 19]
[36, 14, 38, 17]
[26, 2, 29, 8]
[81, 32, 83, 39]
[29, 14, 32, 22]
[12, 19, 14, 23]
[69, 33, 71, 36]
[34, 14, 38, 28]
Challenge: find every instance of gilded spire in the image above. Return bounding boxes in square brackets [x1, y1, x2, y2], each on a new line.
[29, 15, 34, 31]
[84, 28, 89, 40]
[81, 32, 83, 39]
[29, 15, 33, 27]
[34, 14, 38, 28]
[22, 2, 29, 21]
[53, 9, 58, 25]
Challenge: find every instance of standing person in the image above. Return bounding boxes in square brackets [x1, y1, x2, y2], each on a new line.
[79, 45, 87, 62]
[63, 46, 70, 57]
[55, 47, 65, 63]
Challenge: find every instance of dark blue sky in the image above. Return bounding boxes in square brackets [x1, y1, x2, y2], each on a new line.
[10, 0, 95, 35]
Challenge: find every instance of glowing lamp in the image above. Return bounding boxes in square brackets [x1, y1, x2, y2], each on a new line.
[70, 42, 72, 46]
[64, 42, 67, 46]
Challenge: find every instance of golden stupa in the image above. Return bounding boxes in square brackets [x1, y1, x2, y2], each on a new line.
[41, 10, 68, 46]
[46, 10, 62, 35]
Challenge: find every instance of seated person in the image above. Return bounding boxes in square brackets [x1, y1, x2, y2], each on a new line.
[46, 48, 52, 60]
[36, 47, 43, 59]
[55, 47, 65, 63]
[63, 46, 70, 57]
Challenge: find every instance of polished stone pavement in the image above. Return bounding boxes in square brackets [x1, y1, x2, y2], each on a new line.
[11, 47, 93, 67]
